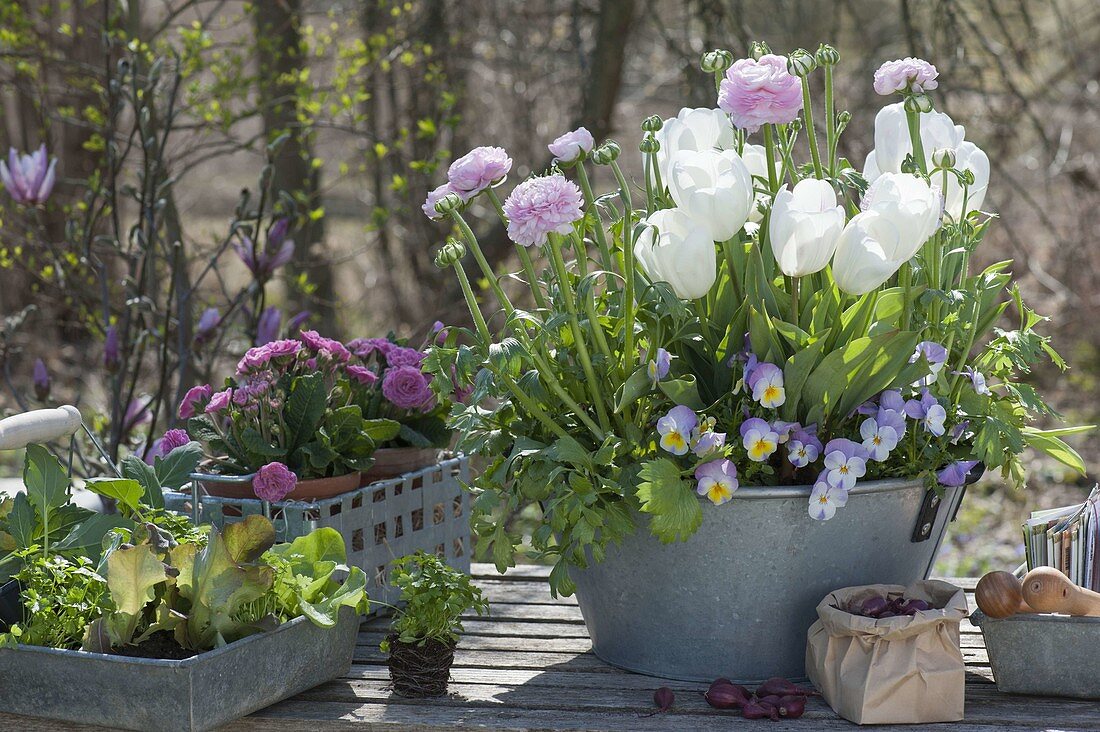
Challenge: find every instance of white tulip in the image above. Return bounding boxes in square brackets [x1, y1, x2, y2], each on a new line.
[741, 144, 785, 223]
[666, 149, 754, 242]
[863, 103, 965, 182]
[860, 173, 942, 262]
[936, 141, 990, 220]
[654, 108, 736, 183]
[769, 179, 845, 277]
[634, 208, 717, 299]
[831, 211, 909, 295]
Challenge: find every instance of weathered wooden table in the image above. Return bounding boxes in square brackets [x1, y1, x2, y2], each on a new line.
[3, 564, 1097, 731]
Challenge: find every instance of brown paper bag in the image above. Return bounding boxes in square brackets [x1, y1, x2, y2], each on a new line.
[805, 580, 968, 725]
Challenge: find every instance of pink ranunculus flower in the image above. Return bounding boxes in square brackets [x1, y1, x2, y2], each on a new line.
[548, 127, 595, 164]
[252, 462, 297, 502]
[346, 364, 378, 386]
[423, 183, 456, 220]
[717, 54, 803, 133]
[178, 384, 213, 420]
[382, 365, 435, 411]
[502, 174, 584, 248]
[447, 146, 512, 197]
[873, 57, 939, 96]
[205, 388, 233, 414]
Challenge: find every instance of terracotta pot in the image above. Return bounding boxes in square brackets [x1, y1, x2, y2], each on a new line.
[360, 448, 440, 485]
[203, 471, 361, 502]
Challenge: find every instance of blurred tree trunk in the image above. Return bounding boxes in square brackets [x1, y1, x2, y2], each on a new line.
[254, 0, 337, 335]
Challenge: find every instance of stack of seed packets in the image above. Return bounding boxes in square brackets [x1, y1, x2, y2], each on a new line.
[1023, 485, 1100, 589]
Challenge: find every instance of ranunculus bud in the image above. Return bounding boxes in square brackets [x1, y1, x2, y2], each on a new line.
[591, 141, 621, 165]
[786, 48, 816, 77]
[835, 110, 852, 134]
[749, 41, 771, 60]
[700, 49, 733, 74]
[904, 93, 934, 113]
[932, 147, 957, 169]
[641, 115, 664, 133]
[815, 43, 840, 66]
[434, 238, 466, 268]
[960, 168, 976, 186]
[433, 191, 462, 216]
[788, 117, 803, 133]
[639, 135, 660, 154]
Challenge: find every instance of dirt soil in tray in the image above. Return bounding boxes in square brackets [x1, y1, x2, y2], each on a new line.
[110, 631, 199, 660]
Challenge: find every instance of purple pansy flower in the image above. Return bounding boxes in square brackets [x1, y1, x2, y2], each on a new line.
[447, 146, 512, 197]
[502, 174, 585, 248]
[695, 459, 739, 506]
[740, 417, 779, 462]
[691, 426, 726, 457]
[954, 367, 991, 396]
[1, 145, 57, 205]
[903, 388, 947, 436]
[657, 405, 698, 456]
[822, 438, 867, 490]
[938, 460, 980, 487]
[809, 477, 848, 521]
[252, 461, 297, 502]
[860, 416, 899, 462]
[911, 341, 948, 386]
[748, 362, 785, 408]
[647, 347, 671, 386]
[787, 427, 823, 468]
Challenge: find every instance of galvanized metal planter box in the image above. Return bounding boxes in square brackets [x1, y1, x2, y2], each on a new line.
[973, 609, 1100, 699]
[0, 607, 360, 732]
[166, 455, 472, 609]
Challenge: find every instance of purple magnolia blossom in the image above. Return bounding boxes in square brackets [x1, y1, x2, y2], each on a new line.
[122, 397, 152, 437]
[911, 341, 948, 386]
[287, 310, 311, 333]
[657, 405, 698, 456]
[386, 346, 426, 368]
[382, 365, 435, 410]
[256, 307, 282, 345]
[347, 337, 394, 359]
[937, 460, 980, 487]
[548, 127, 595, 164]
[718, 55, 803, 133]
[1, 145, 57, 205]
[194, 307, 221, 344]
[252, 461, 297, 502]
[822, 438, 867, 490]
[104, 324, 121, 373]
[740, 417, 779, 462]
[233, 219, 294, 281]
[873, 58, 939, 96]
[423, 183, 457, 219]
[346, 364, 378, 386]
[787, 427, 823, 468]
[205, 388, 233, 414]
[178, 384, 213, 420]
[299, 330, 350, 363]
[502, 174, 584, 248]
[447, 146, 512, 197]
[144, 428, 191, 464]
[647, 347, 671, 386]
[695, 459, 739, 506]
[236, 338, 302, 374]
[32, 358, 50, 401]
[903, 388, 947, 436]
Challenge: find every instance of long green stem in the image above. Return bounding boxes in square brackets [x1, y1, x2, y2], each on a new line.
[498, 370, 570, 440]
[800, 76, 824, 179]
[451, 209, 514, 314]
[900, 261, 913, 330]
[571, 231, 612, 362]
[609, 160, 636, 373]
[791, 276, 800, 326]
[548, 234, 611, 432]
[453, 261, 491, 343]
[575, 163, 614, 276]
[762, 125, 779, 192]
[824, 65, 837, 174]
[486, 188, 547, 310]
[905, 108, 928, 175]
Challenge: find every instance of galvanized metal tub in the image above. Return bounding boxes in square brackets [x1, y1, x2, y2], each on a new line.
[0, 607, 360, 732]
[572, 477, 963, 682]
[973, 610, 1100, 699]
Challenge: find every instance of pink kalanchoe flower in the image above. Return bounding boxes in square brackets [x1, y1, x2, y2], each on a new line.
[252, 461, 297, 502]
[205, 388, 233, 414]
[299, 330, 350, 363]
[178, 384, 213, 420]
[718, 55, 803, 133]
[386, 346, 426, 368]
[873, 57, 939, 96]
[1, 145, 57, 206]
[447, 146, 512, 197]
[346, 364, 378, 386]
[382, 365, 435, 411]
[423, 183, 456, 220]
[347, 337, 394, 359]
[503, 174, 585, 248]
[548, 127, 595, 164]
[145, 428, 191, 464]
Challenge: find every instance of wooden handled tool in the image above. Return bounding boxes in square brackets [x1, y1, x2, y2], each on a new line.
[975, 571, 1035, 618]
[0, 406, 82, 451]
[1021, 567, 1100, 617]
